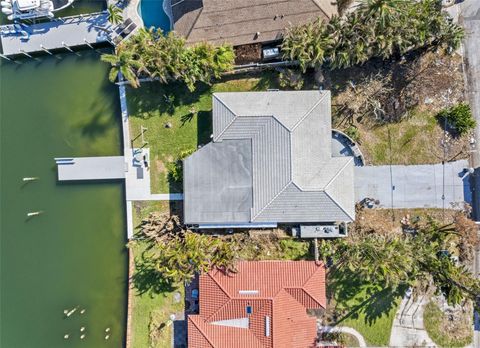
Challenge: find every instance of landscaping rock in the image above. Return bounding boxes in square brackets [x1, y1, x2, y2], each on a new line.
[173, 292, 181, 303]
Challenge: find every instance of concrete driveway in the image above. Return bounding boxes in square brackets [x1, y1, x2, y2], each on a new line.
[354, 160, 471, 209]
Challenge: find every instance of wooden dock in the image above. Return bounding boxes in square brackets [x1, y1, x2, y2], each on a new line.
[56, 156, 125, 181]
[0, 12, 111, 57]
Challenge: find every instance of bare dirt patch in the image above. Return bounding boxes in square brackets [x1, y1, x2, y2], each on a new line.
[327, 51, 470, 165]
[352, 206, 458, 235]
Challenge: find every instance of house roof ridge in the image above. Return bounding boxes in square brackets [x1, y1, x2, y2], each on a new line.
[251, 181, 293, 221]
[299, 263, 327, 307]
[290, 91, 328, 132]
[284, 287, 324, 308]
[323, 157, 353, 191]
[213, 94, 239, 141]
[310, 0, 332, 18]
[204, 272, 234, 322]
[188, 315, 216, 348]
[324, 189, 354, 221]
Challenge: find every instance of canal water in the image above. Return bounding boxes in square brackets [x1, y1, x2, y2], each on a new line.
[0, 6, 128, 347]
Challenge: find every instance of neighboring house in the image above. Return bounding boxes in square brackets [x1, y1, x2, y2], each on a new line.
[188, 260, 326, 348]
[183, 90, 355, 229]
[170, 0, 337, 50]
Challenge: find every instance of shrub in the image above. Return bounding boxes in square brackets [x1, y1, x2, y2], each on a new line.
[167, 148, 196, 183]
[279, 69, 304, 90]
[344, 126, 360, 143]
[437, 103, 475, 135]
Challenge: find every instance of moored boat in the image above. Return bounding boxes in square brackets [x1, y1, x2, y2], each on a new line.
[1, 0, 74, 21]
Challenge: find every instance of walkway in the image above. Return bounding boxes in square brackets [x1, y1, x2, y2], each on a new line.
[117, 77, 183, 239]
[0, 12, 110, 56]
[56, 156, 125, 181]
[318, 325, 367, 347]
[389, 296, 436, 347]
[354, 160, 471, 209]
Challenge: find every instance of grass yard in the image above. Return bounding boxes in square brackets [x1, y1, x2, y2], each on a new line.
[328, 270, 402, 346]
[127, 72, 279, 193]
[354, 108, 468, 165]
[129, 202, 184, 348]
[423, 301, 473, 347]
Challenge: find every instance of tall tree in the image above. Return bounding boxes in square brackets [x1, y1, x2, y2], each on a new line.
[101, 46, 143, 87]
[282, 0, 464, 70]
[100, 29, 235, 90]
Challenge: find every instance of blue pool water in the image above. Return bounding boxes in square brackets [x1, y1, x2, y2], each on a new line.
[138, 0, 171, 32]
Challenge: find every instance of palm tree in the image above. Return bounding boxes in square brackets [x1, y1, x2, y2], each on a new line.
[359, 0, 404, 29]
[107, 4, 123, 26]
[100, 47, 142, 87]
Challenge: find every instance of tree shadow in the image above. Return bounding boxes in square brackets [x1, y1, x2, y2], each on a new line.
[329, 269, 405, 326]
[131, 256, 177, 295]
[127, 81, 211, 120]
[77, 80, 120, 139]
[180, 112, 195, 126]
[80, 110, 116, 138]
[197, 110, 212, 146]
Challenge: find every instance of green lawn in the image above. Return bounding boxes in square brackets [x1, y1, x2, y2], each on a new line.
[127, 72, 279, 193]
[129, 202, 184, 348]
[358, 109, 440, 165]
[423, 301, 473, 347]
[328, 270, 402, 346]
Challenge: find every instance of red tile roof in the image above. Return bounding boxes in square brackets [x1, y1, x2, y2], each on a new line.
[188, 261, 326, 348]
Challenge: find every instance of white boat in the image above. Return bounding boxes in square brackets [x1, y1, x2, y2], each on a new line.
[1, 0, 74, 20]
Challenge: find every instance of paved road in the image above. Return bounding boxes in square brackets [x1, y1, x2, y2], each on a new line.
[461, 0, 480, 168]
[354, 160, 471, 209]
[461, 0, 480, 218]
[460, 2, 480, 346]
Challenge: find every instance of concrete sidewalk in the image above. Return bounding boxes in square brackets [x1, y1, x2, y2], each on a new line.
[389, 296, 436, 347]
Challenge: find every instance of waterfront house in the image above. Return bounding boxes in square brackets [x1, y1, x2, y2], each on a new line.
[170, 0, 337, 62]
[183, 90, 355, 229]
[187, 260, 326, 348]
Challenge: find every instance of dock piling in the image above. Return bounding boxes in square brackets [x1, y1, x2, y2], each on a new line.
[19, 49, 33, 58]
[83, 38, 94, 49]
[0, 53, 12, 61]
[61, 42, 73, 52]
[40, 45, 53, 55]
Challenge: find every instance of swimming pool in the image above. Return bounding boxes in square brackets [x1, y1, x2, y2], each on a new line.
[138, 0, 171, 32]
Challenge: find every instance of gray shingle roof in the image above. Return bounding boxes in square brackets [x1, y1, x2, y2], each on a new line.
[183, 91, 355, 225]
[184, 139, 253, 224]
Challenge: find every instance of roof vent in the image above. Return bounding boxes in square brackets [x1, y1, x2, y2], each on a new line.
[238, 290, 259, 295]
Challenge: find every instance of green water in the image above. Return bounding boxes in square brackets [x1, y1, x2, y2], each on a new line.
[0, 49, 127, 347]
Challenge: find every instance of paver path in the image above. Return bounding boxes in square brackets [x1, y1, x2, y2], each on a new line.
[389, 296, 436, 347]
[319, 325, 367, 347]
